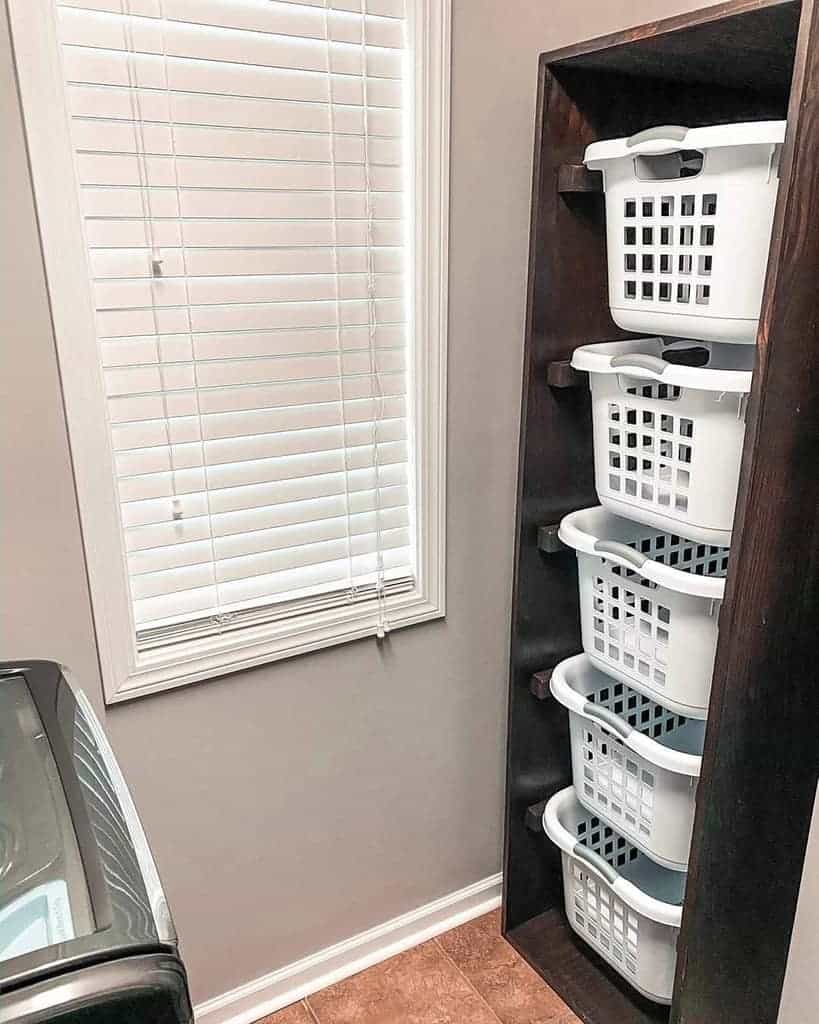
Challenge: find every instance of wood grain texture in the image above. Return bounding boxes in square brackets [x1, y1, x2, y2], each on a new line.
[672, 1, 819, 1022]
[502, 58, 606, 940]
[548, 1, 799, 96]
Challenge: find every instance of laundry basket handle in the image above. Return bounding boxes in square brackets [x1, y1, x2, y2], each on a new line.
[626, 125, 689, 154]
[593, 540, 648, 569]
[610, 353, 669, 377]
[572, 843, 619, 885]
[582, 702, 632, 740]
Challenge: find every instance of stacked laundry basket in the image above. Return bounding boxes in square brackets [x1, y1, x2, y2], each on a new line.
[541, 122, 785, 1003]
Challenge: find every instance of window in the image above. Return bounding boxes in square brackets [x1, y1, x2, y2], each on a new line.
[10, 0, 449, 701]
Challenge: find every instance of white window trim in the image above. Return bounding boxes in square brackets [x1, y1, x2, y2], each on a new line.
[9, 0, 450, 704]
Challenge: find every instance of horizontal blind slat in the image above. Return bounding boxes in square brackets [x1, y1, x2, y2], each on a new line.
[101, 324, 405, 367]
[70, 121, 401, 164]
[90, 245, 404, 279]
[84, 216, 404, 248]
[62, 47, 402, 108]
[94, 270, 403, 309]
[95, 297, 405, 338]
[79, 186, 404, 220]
[77, 154, 403, 191]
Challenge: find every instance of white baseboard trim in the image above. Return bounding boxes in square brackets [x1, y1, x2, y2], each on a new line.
[194, 872, 502, 1024]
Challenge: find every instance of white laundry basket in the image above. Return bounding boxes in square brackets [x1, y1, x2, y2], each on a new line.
[585, 121, 785, 344]
[572, 338, 753, 546]
[543, 787, 684, 1004]
[551, 654, 703, 871]
[559, 506, 728, 719]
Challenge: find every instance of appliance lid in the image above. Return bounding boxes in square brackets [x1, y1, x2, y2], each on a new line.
[0, 663, 174, 994]
[0, 674, 91, 963]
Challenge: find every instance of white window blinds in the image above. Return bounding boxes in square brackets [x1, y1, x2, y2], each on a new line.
[53, 0, 416, 648]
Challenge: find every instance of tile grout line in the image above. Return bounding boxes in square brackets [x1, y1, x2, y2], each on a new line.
[432, 936, 505, 1024]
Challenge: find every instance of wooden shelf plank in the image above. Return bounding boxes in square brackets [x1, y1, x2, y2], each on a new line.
[506, 909, 669, 1024]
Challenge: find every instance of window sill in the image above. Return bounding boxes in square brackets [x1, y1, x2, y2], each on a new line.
[107, 588, 445, 704]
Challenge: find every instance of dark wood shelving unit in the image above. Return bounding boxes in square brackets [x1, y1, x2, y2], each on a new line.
[503, 2, 819, 1022]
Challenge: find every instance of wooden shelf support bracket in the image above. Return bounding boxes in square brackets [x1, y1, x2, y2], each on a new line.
[546, 360, 585, 388]
[529, 669, 553, 701]
[525, 800, 549, 833]
[537, 524, 566, 554]
[557, 163, 603, 193]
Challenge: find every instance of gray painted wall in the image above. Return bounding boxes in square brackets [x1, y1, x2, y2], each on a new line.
[778, 788, 819, 1024]
[5, 0, 812, 1012]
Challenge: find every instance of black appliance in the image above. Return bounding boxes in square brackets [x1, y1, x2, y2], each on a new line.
[0, 661, 192, 1023]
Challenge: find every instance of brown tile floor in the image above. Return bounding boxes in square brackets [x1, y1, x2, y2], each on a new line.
[257, 911, 580, 1024]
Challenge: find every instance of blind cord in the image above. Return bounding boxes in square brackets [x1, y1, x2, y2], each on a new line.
[122, 0, 221, 628]
[156, 0, 222, 627]
[360, 0, 390, 640]
[121, 0, 183, 581]
[323, 0, 357, 607]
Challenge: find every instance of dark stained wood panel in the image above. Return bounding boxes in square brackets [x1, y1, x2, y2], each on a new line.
[502, 57, 613, 937]
[550, 1, 799, 97]
[509, 909, 669, 1024]
[551, 65, 788, 140]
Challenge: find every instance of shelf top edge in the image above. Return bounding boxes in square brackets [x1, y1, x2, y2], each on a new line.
[538, 0, 799, 68]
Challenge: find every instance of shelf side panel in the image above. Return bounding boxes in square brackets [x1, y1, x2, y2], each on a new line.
[502, 63, 614, 933]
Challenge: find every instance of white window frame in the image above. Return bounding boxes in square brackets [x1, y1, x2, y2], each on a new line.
[9, 0, 450, 704]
